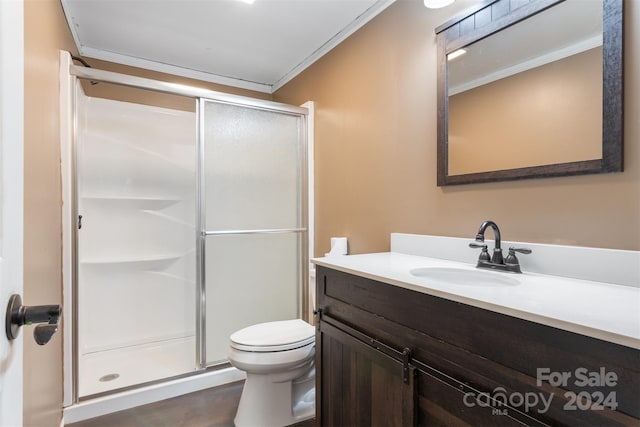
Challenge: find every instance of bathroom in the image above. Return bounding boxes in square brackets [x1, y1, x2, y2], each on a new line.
[2, 0, 638, 425]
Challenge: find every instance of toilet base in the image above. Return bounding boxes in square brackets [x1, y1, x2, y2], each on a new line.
[234, 371, 315, 427]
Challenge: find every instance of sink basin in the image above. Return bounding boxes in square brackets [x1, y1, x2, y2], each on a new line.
[409, 267, 520, 287]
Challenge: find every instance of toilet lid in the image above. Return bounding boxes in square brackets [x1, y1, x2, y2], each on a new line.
[230, 319, 315, 352]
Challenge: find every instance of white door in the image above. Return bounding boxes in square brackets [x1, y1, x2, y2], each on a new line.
[0, 0, 24, 425]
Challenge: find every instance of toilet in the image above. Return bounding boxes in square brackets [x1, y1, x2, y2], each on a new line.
[228, 319, 316, 427]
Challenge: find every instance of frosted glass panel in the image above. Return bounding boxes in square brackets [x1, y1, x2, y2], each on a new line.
[76, 88, 197, 396]
[203, 101, 302, 230]
[205, 233, 301, 365]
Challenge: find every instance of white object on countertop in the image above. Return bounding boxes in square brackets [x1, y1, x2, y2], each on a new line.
[325, 237, 348, 257]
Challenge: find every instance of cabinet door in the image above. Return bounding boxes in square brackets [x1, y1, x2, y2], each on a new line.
[416, 368, 542, 427]
[317, 319, 416, 427]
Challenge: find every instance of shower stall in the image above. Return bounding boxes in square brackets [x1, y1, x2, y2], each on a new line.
[60, 53, 310, 414]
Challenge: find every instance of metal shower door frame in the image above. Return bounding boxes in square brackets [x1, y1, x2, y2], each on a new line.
[196, 97, 309, 368]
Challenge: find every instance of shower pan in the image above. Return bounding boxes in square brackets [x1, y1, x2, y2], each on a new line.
[61, 53, 310, 411]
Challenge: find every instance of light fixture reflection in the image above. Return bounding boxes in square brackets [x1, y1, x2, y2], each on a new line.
[447, 48, 467, 61]
[424, 0, 455, 8]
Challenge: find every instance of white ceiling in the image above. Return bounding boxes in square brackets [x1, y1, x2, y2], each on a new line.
[61, 0, 396, 93]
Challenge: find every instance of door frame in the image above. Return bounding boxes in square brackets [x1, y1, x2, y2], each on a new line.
[60, 50, 76, 407]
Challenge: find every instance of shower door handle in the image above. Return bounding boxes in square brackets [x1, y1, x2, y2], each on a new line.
[5, 294, 62, 345]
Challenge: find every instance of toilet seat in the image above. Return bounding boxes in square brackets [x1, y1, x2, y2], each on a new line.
[230, 319, 315, 352]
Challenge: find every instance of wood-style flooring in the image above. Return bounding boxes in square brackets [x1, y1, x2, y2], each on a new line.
[66, 380, 315, 427]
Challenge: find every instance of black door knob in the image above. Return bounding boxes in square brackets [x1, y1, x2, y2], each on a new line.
[5, 294, 62, 345]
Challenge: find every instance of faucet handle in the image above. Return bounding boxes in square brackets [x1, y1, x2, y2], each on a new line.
[469, 242, 486, 249]
[469, 242, 491, 262]
[505, 247, 531, 269]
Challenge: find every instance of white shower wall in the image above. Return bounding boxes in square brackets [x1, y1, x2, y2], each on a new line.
[76, 89, 196, 396]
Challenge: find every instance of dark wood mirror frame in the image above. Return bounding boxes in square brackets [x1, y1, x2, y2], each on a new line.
[435, 0, 623, 186]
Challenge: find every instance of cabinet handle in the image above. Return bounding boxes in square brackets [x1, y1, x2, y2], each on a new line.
[313, 308, 322, 330]
[402, 348, 412, 384]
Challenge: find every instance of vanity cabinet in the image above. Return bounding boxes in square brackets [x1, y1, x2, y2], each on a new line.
[315, 266, 640, 426]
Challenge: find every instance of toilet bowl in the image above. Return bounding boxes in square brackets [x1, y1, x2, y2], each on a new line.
[228, 319, 316, 427]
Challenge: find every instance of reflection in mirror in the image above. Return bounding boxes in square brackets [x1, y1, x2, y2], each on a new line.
[448, 1, 602, 175]
[435, 0, 623, 186]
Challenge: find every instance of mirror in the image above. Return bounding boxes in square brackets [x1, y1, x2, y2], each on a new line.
[435, 0, 623, 186]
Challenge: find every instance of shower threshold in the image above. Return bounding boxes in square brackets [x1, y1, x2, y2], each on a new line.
[65, 366, 245, 424]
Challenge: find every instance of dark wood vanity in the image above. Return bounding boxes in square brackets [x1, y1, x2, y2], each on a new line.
[314, 266, 640, 426]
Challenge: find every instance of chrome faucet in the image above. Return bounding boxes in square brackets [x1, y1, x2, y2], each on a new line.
[469, 220, 531, 273]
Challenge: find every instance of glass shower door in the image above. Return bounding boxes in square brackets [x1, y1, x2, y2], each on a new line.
[201, 100, 307, 365]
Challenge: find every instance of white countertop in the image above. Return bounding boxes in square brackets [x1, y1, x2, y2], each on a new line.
[313, 252, 640, 350]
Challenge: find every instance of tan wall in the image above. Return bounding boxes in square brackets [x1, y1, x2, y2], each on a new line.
[23, 1, 78, 425]
[449, 47, 602, 175]
[274, 0, 640, 254]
